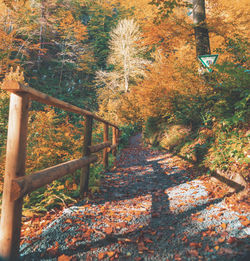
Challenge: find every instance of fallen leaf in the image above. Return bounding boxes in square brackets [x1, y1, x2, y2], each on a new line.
[182, 235, 188, 242]
[47, 241, 59, 255]
[221, 223, 227, 229]
[58, 254, 71, 261]
[228, 237, 237, 244]
[189, 242, 202, 248]
[219, 247, 234, 255]
[98, 252, 105, 260]
[144, 237, 153, 243]
[204, 245, 210, 252]
[174, 253, 182, 260]
[104, 227, 113, 234]
[107, 251, 115, 257]
[218, 237, 225, 243]
[240, 220, 250, 227]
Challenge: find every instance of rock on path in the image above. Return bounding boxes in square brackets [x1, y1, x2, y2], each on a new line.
[21, 134, 250, 260]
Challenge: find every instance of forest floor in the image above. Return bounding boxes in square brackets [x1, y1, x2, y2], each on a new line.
[20, 134, 250, 261]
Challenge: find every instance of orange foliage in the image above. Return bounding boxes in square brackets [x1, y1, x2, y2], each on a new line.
[26, 107, 84, 173]
[110, 0, 249, 124]
[57, 10, 87, 41]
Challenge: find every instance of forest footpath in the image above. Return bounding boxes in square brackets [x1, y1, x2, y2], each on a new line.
[20, 134, 249, 261]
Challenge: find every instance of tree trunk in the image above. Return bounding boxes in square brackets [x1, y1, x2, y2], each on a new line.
[193, 0, 210, 56]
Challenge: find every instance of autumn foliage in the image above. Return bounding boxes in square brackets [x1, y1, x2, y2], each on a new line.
[0, 0, 249, 217]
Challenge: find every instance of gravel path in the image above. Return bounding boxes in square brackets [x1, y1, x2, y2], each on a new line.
[21, 134, 250, 260]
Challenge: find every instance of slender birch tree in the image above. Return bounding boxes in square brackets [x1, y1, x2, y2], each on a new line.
[96, 18, 150, 93]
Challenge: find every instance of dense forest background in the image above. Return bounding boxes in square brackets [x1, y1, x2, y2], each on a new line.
[0, 0, 249, 214]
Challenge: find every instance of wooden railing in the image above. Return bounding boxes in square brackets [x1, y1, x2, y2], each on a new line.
[0, 80, 120, 260]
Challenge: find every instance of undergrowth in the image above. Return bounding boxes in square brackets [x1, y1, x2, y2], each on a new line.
[0, 107, 129, 217]
[143, 35, 250, 183]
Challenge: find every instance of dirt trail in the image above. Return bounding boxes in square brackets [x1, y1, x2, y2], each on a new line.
[21, 135, 249, 260]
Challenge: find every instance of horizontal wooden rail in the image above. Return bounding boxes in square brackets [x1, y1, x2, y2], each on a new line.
[11, 155, 97, 201]
[89, 141, 112, 153]
[0, 80, 120, 260]
[2, 80, 119, 128]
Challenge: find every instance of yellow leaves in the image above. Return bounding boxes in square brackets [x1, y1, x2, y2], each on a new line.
[58, 11, 87, 41]
[197, 217, 204, 222]
[89, 186, 100, 194]
[221, 223, 227, 229]
[107, 251, 116, 258]
[71, 183, 78, 190]
[57, 185, 65, 190]
[26, 106, 83, 173]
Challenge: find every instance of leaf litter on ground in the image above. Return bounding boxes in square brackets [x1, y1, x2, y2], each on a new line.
[21, 134, 249, 260]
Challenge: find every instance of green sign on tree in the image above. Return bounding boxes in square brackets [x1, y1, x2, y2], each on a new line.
[198, 54, 218, 72]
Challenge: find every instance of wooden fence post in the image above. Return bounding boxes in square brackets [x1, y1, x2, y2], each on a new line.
[80, 116, 93, 197]
[112, 127, 117, 156]
[116, 128, 119, 143]
[0, 93, 29, 261]
[103, 123, 109, 169]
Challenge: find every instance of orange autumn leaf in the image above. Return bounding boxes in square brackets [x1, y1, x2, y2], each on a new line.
[58, 254, 71, 261]
[144, 237, 153, 243]
[98, 252, 105, 260]
[221, 223, 227, 229]
[104, 227, 113, 234]
[182, 235, 188, 242]
[218, 237, 226, 243]
[240, 220, 250, 227]
[189, 242, 202, 248]
[107, 251, 115, 257]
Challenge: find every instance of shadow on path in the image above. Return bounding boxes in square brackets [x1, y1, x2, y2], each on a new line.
[21, 134, 249, 261]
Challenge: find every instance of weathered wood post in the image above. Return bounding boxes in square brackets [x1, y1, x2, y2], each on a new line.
[112, 127, 117, 156]
[103, 123, 109, 169]
[0, 92, 29, 261]
[116, 128, 119, 143]
[80, 116, 93, 197]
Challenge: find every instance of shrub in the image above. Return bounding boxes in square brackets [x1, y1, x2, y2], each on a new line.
[159, 124, 191, 150]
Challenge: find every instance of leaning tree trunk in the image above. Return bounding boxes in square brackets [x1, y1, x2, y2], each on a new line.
[193, 0, 211, 56]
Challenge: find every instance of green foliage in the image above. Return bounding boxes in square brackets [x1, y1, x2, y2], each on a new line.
[144, 35, 249, 180]
[143, 117, 161, 146]
[119, 123, 141, 148]
[205, 127, 249, 178]
[159, 124, 191, 150]
[23, 180, 77, 213]
[82, 2, 127, 69]
[0, 91, 9, 151]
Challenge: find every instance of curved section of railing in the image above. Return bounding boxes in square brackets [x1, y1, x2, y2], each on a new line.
[0, 80, 120, 260]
